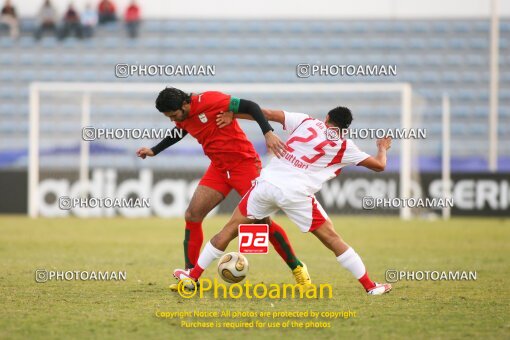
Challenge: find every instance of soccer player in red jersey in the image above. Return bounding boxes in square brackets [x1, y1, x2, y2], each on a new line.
[137, 87, 311, 289]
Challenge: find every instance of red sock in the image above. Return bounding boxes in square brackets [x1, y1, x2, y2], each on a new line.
[183, 221, 203, 269]
[358, 272, 376, 291]
[189, 265, 204, 280]
[268, 221, 302, 270]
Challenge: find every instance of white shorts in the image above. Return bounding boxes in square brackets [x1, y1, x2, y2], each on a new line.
[238, 180, 328, 233]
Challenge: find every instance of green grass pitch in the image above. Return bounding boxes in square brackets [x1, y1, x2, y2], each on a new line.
[0, 215, 508, 339]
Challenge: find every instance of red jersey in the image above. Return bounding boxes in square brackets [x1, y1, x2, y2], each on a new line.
[175, 91, 259, 171]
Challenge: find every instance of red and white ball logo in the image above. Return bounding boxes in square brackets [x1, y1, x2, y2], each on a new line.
[238, 224, 269, 254]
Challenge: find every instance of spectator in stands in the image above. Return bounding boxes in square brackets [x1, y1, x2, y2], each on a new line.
[58, 3, 82, 40]
[98, 0, 116, 25]
[34, 0, 58, 40]
[124, 0, 140, 38]
[0, 0, 19, 39]
[80, 2, 97, 38]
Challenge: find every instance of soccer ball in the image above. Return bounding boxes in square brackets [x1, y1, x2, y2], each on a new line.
[217, 252, 249, 283]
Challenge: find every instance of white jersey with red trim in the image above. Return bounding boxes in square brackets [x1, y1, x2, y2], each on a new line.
[258, 111, 370, 196]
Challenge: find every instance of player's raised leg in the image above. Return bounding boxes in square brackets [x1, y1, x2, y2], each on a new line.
[278, 187, 391, 295]
[311, 220, 392, 295]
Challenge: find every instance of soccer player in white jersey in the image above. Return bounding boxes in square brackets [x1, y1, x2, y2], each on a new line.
[174, 106, 393, 295]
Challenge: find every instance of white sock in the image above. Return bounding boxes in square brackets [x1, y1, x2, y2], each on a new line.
[196, 241, 224, 270]
[336, 247, 366, 279]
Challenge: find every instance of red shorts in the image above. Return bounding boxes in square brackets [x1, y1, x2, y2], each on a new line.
[198, 157, 262, 197]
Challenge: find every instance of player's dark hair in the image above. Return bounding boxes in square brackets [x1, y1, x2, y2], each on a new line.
[155, 87, 191, 112]
[327, 106, 353, 129]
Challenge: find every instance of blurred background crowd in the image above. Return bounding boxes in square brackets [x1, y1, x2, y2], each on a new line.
[0, 0, 141, 40]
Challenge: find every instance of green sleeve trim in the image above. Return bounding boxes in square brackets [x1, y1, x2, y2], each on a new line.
[229, 97, 240, 113]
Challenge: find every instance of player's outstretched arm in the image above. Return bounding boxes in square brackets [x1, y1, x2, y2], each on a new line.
[136, 127, 188, 159]
[357, 137, 392, 172]
[261, 109, 285, 125]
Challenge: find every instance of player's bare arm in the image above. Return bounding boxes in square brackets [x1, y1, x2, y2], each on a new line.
[261, 109, 285, 124]
[357, 137, 392, 172]
[136, 127, 188, 159]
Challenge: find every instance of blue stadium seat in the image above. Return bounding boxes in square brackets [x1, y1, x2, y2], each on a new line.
[448, 38, 466, 49]
[456, 89, 473, 101]
[502, 72, 510, 83]
[409, 38, 426, 50]
[499, 38, 509, 49]
[471, 38, 487, 50]
[0, 37, 14, 48]
[418, 88, 439, 100]
[403, 54, 421, 66]
[500, 106, 510, 118]
[270, 22, 288, 33]
[0, 51, 14, 64]
[442, 72, 460, 83]
[370, 21, 391, 33]
[473, 21, 490, 33]
[454, 105, 471, 117]
[38, 37, 58, 48]
[432, 22, 449, 33]
[461, 72, 481, 83]
[222, 37, 242, 50]
[308, 22, 328, 34]
[421, 72, 441, 84]
[401, 71, 418, 82]
[472, 106, 487, 117]
[60, 38, 81, 49]
[424, 54, 442, 66]
[452, 22, 470, 33]
[445, 54, 463, 66]
[0, 87, 17, 99]
[0, 103, 16, 115]
[18, 53, 34, 65]
[328, 38, 345, 49]
[390, 22, 406, 33]
[499, 86, 510, 100]
[142, 37, 160, 49]
[18, 36, 34, 48]
[349, 38, 365, 49]
[501, 21, 510, 32]
[465, 54, 485, 66]
[410, 22, 429, 33]
[200, 21, 222, 33]
[143, 20, 163, 32]
[162, 21, 179, 32]
[429, 37, 449, 50]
